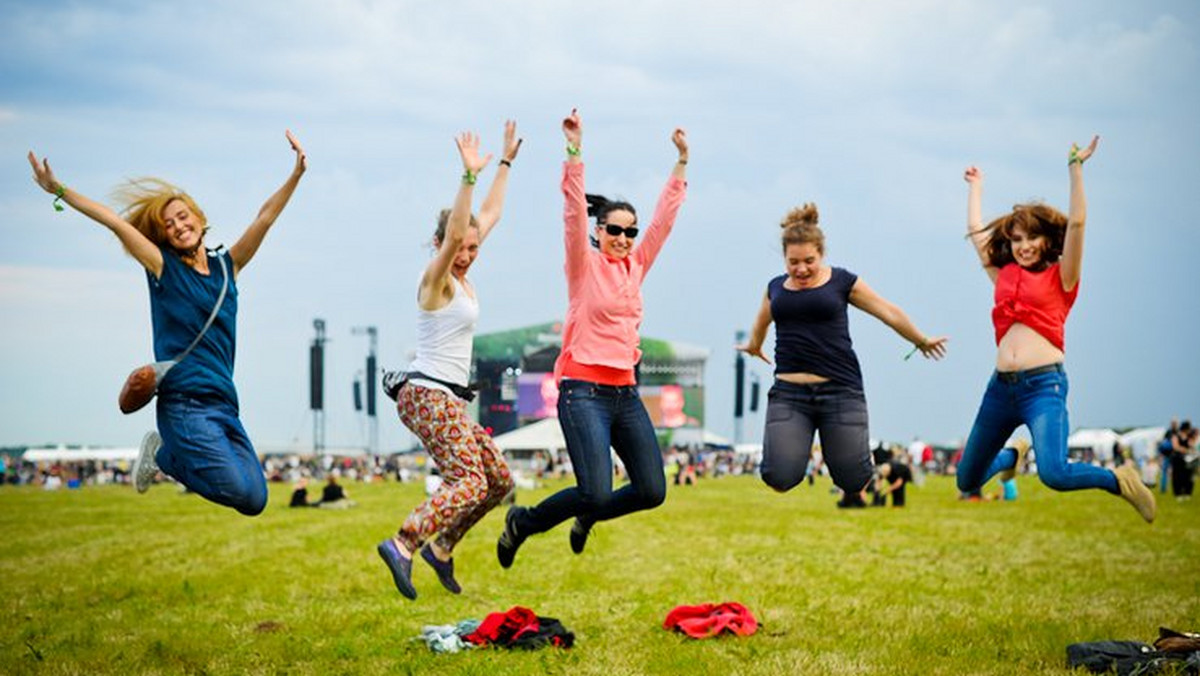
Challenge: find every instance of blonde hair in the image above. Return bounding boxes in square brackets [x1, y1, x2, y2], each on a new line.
[433, 208, 480, 245]
[780, 202, 824, 254]
[113, 178, 208, 250]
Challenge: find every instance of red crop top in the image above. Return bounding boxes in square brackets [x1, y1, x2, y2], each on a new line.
[992, 262, 1078, 351]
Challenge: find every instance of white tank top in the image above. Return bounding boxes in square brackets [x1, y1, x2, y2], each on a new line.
[408, 275, 479, 396]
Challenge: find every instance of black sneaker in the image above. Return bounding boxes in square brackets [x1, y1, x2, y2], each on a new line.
[497, 505, 527, 569]
[569, 518, 591, 555]
[420, 544, 462, 594]
[836, 493, 867, 509]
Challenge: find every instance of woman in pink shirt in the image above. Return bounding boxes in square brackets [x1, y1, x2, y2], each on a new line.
[497, 109, 688, 567]
[956, 137, 1155, 523]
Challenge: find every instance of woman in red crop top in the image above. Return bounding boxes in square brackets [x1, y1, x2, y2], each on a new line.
[956, 137, 1156, 523]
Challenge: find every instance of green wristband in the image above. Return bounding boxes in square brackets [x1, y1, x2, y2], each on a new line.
[1067, 144, 1083, 166]
[565, 144, 582, 157]
[53, 184, 66, 212]
[462, 169, 477, 185]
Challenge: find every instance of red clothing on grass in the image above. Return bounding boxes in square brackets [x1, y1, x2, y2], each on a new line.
[663, 602, 758, 639]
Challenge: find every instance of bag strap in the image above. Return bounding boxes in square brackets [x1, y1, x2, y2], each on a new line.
[171, 247, 230, 364]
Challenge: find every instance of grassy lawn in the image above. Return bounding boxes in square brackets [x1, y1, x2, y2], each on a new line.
[1, 473, 1196, 675]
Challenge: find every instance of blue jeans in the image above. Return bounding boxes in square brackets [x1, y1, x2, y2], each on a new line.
[957, 365, 1118, 495]
[156, 394, 268, 516]
[518, 380, 666, 535]
[760, 380, 874, 493]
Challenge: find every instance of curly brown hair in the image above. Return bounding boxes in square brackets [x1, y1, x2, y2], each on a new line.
[780, 202, 824, 254]
[975, 202, 1067, 269]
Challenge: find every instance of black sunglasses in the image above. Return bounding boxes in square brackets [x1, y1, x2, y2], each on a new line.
[602, 223, 639, 238]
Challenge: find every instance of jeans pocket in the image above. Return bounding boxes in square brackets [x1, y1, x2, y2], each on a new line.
[561, 381, 596, 402]
[1027, 371, 1067, 398]
[832, 394, 869, 426]
[765, 399, 794, 424]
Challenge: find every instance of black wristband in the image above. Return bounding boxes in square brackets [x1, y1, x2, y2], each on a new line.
[499, 159, 512, 168]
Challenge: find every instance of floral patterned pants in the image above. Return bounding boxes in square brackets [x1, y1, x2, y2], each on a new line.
[395, 384, 513, 553]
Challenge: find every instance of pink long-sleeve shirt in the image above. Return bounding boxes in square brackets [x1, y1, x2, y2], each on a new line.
[553, 161, 688, 385]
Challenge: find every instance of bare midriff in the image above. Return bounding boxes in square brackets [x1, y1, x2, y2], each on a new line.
[776, 372, 831, 385]
[995, 322, 1064, 372]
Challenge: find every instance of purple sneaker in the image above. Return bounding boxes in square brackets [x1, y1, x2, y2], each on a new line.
[376, 538, 416, 600]
[420, 544, 462, 594]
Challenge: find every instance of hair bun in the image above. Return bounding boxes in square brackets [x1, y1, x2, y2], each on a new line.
[781, 202, 819, 229]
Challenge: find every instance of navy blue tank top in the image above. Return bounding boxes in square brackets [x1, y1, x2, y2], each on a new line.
[148, 247, 239, 407]
[768, 267, 863, 390]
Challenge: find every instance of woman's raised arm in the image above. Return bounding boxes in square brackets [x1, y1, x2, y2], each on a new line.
[28, 151, 165, 276]
[228, 130, 307, 275]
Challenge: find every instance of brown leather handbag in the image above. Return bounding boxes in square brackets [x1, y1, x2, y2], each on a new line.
[118, 249, 228, 414]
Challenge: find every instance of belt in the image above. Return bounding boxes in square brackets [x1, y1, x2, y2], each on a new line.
[996, 363, 1063, 383]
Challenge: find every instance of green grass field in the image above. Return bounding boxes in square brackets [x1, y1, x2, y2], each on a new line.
[1, 474, 1196, 675]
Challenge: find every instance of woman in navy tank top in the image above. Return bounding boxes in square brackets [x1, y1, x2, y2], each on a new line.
[738, 203, 947, 507]
[28, 132, 307, 516]
[957, 137, 1156, 522]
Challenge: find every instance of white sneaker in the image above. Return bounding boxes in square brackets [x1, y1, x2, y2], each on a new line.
[134, 430, 161, 494]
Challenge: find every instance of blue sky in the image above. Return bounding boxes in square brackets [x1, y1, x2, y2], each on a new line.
[2, 0, 1198, 450]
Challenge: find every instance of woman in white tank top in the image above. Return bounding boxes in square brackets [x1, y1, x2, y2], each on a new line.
[376, 123, 521, 600]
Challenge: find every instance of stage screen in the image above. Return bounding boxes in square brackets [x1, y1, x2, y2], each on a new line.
[517, 374, 702, 428]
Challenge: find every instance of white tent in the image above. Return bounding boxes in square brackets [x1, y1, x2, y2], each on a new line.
[1067, 428, 1119, 462]
[1118, 426, 1167, 463]
[734, 443, 763, 458]
[492, 418, 566, 454]
[668, 427, 733, 449]
[23, 445, 138, 463]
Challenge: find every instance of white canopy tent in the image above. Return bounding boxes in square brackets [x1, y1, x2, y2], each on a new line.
[23, 445, 138, 463]
[668, 427, 733, 449]
[492, 417, 567, 454]
[1118, 426, 1167, 463]
[1067, 428, 1119, 463]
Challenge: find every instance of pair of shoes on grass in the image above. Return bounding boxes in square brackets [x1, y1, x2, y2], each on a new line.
[377, 538, 462, 600]
[836, 493, 866, 509]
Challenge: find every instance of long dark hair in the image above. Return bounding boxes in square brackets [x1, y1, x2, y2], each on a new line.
[973, 202, 1067, 269]
[585, 194, 636, 248]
